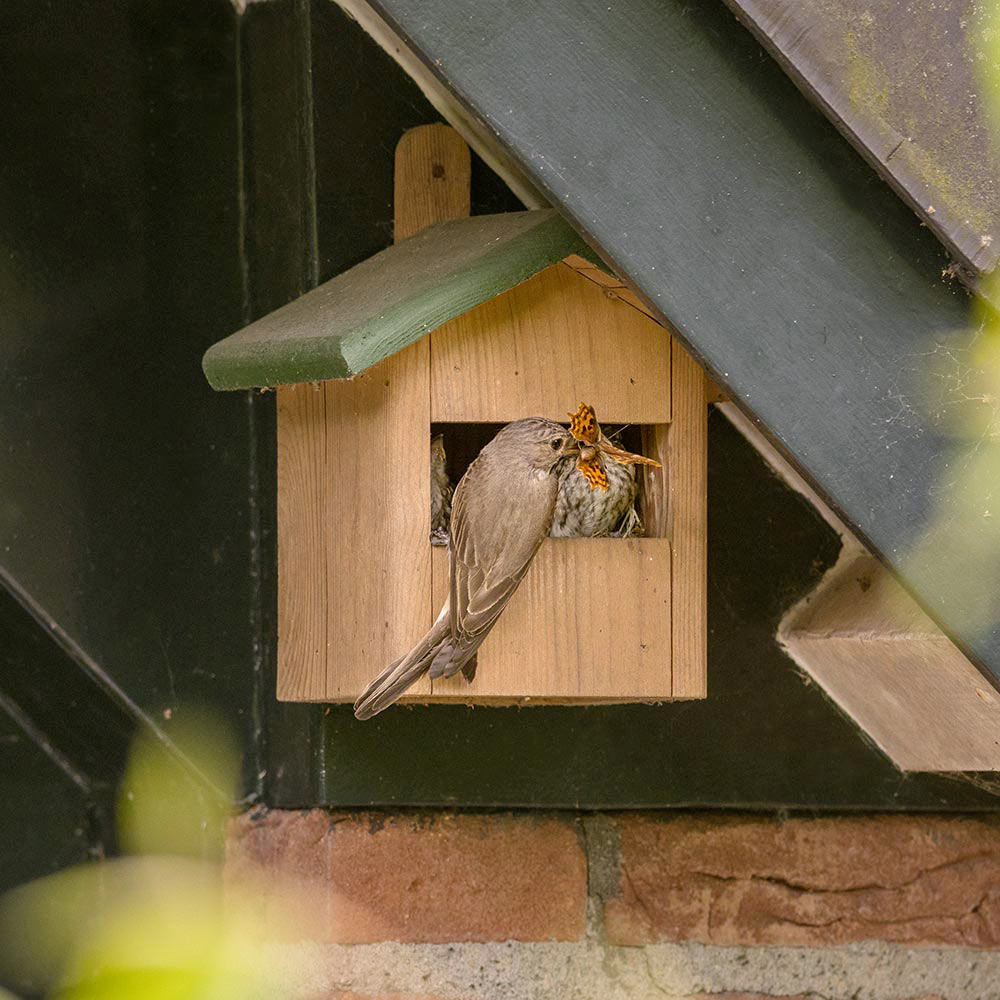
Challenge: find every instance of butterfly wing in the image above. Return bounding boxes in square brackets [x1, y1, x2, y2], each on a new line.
[568, 402, 600, 444]
[567, 401, 659, 488]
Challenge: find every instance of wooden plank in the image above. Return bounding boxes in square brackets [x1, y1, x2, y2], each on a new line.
[704, 375, 727, 404]
[323, 344, 432, 700]
[322, 125, 471, 700]
[276, 385, 329, 701]
[423, 149, 675, 704]
[430, 538, 671, 700]
[557, 254, 664, 324]
[366, 0, 1000, 690]
[562, 253, 625, 289]
[203, 209, 586, 389]
[782, 554, 1000, 771]
[669, 339, 707, 698]
[430, 261, 671, 424]
[394, 123, 470, 238]
[786, 636, 1000, 772]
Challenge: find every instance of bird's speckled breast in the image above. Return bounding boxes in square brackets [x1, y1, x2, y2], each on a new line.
[550, 459, 638, 537]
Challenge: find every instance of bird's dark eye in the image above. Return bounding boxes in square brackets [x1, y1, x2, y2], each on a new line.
[551, 436, 564, 451]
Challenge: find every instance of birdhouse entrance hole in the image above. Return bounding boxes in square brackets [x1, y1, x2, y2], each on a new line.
[270, 124, 706, 706]
[431, 422, 667, 539]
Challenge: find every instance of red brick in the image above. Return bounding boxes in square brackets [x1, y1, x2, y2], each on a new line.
[225, 809, 333, 939]
[226, 809, 586, 943]
[605, 814, 1000, 948]
[325, 812, 585, 943]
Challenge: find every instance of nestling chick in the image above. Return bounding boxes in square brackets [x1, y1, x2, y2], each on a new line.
[430, 433, 453, 546]
[553, 403, 660, 537]
[551, 452, 638, 537]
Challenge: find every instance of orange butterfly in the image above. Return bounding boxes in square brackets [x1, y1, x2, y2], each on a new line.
[567, 402, 662, 491]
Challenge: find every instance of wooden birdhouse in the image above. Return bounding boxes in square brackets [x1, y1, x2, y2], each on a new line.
[203, 125, 707, 706]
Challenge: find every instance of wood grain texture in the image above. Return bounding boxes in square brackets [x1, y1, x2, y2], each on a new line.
[640, 423, 670, 539]
[704, 375, 728, 404]
[781, 551, 1000, 771]
[276, 384, 329, 701]
[394, 123, 470, 239]
[783, 635, 1000, 771]
[369, 0, 1000, 688]
[430, 261, 671, 424]
[430, 539, 671, 700]
[323, 343, 432, 700]
[668, 339, 707, 698]
[562, 254, 661, 323]
[278, 354, 433, 701]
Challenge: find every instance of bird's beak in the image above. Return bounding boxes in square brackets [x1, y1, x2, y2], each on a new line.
[578, 443, 597, 462]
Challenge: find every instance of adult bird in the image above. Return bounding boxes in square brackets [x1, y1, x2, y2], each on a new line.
[354, 418, 580, 719]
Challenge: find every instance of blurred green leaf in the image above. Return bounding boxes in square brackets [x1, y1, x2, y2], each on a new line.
[117, 708, 238, 859]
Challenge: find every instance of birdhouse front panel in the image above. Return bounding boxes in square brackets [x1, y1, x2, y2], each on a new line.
[425, 258, 674, 700]
[274, 124, 706, 707]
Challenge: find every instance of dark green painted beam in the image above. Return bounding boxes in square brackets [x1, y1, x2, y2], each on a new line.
[202, 209, 585, 389]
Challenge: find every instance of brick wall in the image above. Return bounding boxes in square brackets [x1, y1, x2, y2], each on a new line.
[225, 810, 1000, 1000]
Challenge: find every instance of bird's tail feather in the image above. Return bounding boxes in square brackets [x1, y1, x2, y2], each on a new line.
[354, 613, 451, 720]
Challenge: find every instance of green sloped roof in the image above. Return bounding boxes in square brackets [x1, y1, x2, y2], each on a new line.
[202, 209, 586, 389]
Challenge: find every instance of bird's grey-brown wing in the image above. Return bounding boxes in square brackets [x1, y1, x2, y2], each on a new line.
[449, 454, 556, 644]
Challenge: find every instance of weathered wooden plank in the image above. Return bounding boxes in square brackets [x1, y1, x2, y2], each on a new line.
[788, 636, 1000, 772]
[430, 538, 671, 701]
[430, 261, 671, 424]
[203, 208, 585, 389]
[365, 0, 1000, 687]
[782, 554, 1000, 772]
